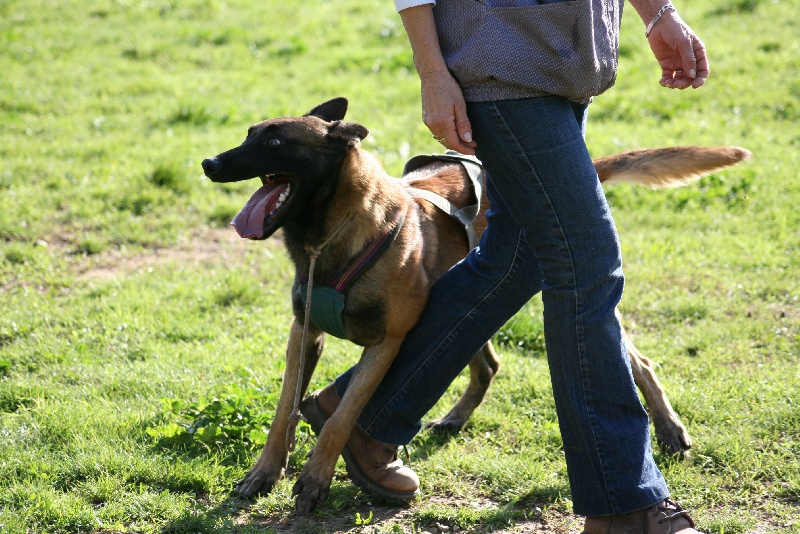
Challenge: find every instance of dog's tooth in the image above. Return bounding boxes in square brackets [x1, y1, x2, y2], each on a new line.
[266, 184, 290, 218]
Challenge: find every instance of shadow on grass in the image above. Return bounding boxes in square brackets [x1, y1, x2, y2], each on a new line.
[144, 403, 574, 532]
[159, 481, 419, 534]
[158, 482, 573, 534]
[141, 418, 414, 531]
[408, 425, 459, 463]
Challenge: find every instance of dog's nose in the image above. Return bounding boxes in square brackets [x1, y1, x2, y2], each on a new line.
[201, 157, 221, 177]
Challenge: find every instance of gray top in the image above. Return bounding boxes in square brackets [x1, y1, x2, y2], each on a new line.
[432, 0, 624, 103]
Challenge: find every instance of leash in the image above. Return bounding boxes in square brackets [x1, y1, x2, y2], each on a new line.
[286, 214, 353, 452]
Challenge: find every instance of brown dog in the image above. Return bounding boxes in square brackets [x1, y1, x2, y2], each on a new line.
[202, 98, 750, 514]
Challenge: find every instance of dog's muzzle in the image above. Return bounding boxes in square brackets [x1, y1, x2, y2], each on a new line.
[201, 157, 222, 178]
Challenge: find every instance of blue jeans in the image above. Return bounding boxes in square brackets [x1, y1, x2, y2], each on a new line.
[334, 96, 669, 515]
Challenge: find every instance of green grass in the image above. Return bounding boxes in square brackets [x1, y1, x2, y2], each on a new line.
[1, 0, 798, 532]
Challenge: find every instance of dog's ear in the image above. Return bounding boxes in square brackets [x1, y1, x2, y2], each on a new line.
[305, 98, 349, 122]
[328, 120, 369, 145]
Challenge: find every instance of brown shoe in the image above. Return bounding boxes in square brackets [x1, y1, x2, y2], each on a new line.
[582, 499, 703, 534]
[299, 383, 420, 503]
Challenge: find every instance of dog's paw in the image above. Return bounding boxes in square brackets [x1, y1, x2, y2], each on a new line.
[425, 415, 467, 434]
[654, 416, 692, 458]
[236, 466, 285, 499]
[291, 472, 331, 515]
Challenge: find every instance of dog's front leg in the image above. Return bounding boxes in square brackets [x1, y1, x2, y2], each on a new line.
[237, 318, 324, 498]
[292, 337, 403, 515]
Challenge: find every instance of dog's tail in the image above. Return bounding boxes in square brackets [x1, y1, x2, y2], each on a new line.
[594, 146, 751, 189]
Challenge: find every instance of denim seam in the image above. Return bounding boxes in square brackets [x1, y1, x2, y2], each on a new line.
[362, 228, 527, 437]
[485, 101, 614, 505]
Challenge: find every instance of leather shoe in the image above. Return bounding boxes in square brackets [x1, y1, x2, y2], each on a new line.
[300, 383, 420, 502]
[582, 499, 703, 533]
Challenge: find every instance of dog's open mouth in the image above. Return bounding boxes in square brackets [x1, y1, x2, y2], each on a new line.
[231, 174, 296, 239]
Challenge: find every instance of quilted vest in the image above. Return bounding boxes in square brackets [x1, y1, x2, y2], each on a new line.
[433, 0, 624, 103]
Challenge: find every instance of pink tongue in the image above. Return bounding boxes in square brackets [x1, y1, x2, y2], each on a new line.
[230, 183, 287, 239]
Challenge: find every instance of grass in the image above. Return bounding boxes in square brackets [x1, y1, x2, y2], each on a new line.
[0, 0, 798, 532]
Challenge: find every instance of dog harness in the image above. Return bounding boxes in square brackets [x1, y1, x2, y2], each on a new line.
[295, 153, 484, 339]
[403, 151, 484, 250]
[295, 209, 406, 339]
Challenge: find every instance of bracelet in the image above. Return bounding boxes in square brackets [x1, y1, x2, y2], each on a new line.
[645, 4, 675, 38]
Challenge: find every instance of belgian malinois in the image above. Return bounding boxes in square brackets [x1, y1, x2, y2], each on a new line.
[202, 98, 750, 514]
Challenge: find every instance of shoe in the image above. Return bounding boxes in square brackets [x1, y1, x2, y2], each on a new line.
[582, 499, 703, 533]
[299, 383, 420, 503]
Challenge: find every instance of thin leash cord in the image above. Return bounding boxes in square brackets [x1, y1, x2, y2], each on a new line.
[284, 249, 317, 453]
[285, 216, 353, 453]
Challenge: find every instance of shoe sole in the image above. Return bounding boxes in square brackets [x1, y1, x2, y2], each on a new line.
[299, 392, 419, 504]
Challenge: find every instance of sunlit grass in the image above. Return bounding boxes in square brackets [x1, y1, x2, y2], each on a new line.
[0, 0, 798, 532]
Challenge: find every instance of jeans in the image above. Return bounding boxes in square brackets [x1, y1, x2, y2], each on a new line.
[334, 96, 669, 515]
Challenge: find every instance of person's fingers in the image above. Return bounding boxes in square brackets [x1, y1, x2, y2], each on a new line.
[663, 29, 697, 90]
[672, 69, 693, 90]
[454, 101, 474, 143]
[679, 36, 698, 80]
[662, 34, 708, 90]
[660, 67, 676, 88]
[437, 117, 476, 155]
[691, 37, 710, 88]
[662, 70, 695, 90]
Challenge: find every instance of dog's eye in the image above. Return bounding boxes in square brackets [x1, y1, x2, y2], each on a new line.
[268, 138, 281, 147]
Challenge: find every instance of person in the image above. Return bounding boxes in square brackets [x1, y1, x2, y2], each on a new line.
[302, 0, 710, 532]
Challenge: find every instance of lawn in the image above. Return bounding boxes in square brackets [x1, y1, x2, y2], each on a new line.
[0, 0, 798, 532]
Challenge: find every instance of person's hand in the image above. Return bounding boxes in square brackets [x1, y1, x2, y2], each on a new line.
[419, 69, 477, 155]
[646, 11, 709, 89]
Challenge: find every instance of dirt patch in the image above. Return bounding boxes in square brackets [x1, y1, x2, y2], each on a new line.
[232, 497, 583, 534]
[74, 227, 264, 282]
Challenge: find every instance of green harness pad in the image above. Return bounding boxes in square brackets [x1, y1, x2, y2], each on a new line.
[295, 284, 348, 339]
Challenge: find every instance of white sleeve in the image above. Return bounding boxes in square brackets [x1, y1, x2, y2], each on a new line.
[394, 0, 436, 13]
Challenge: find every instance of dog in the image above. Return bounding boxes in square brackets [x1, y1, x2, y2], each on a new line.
[202, 97, 750, 514]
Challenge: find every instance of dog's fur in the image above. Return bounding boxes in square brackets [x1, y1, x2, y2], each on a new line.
[202, 98, 750, 514]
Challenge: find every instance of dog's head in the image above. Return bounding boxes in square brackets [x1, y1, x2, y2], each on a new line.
[202, 97, 368, 240]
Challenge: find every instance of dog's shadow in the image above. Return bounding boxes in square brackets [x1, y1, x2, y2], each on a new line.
[153, 426, 415, 532]
[158, 477, 413, 533]
[408, 424, 462, 463]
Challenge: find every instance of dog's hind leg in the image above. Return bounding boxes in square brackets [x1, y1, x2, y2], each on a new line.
[236, 318, 325, 498]
[619, 310, 692, 456]
[426, 341, 500, 433]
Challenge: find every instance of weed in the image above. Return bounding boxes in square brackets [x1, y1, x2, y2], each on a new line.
[3, 245, 28, 265]
[0, 385, 35, 412]
[148, 386, 274, 453]
[355, 510, 373, 526]
[76, 235, 107, 256]
[148, 162, 192, 195]
[168, 104, 216, 126]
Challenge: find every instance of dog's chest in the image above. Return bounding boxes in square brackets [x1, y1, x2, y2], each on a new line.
[292, 280, 387, 344]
